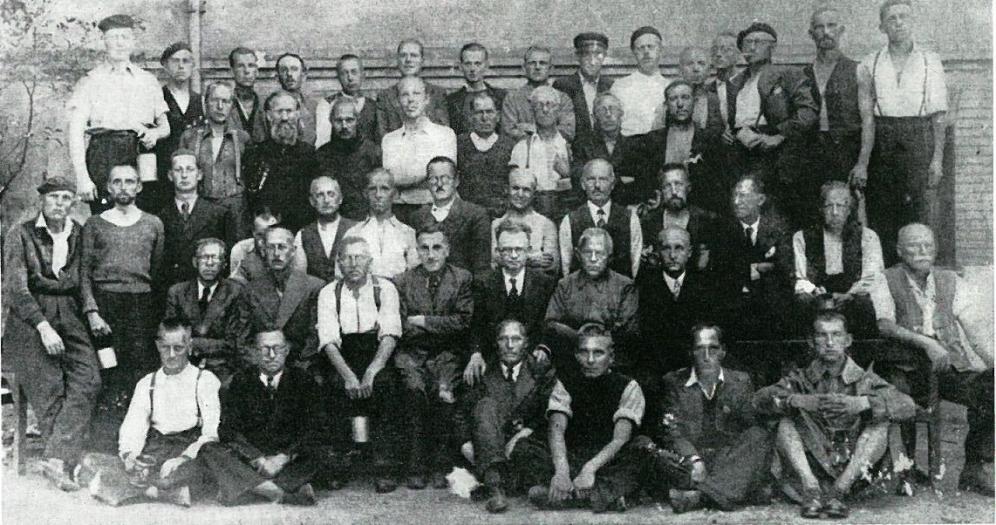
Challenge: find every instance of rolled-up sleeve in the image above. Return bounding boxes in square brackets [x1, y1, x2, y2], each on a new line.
[613, 380, 645, 427]
[316, 283, 342, 351]
[546, 379, 572, 418]
[376, 280, 402, 341]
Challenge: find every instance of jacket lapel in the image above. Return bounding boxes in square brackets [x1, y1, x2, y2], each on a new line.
[200, 279, 235, 330]
[514, 365, 537, 401]
[276, 272, 309, 327]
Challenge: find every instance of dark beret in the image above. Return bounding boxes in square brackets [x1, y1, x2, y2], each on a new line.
[737, 22, 778, 50]
[37, 176, 77, 195]
[573, 32, 609, 50]
[97, 14, 135, 32]
[160, 42, 192, 64]
[629, 26, 662, 48]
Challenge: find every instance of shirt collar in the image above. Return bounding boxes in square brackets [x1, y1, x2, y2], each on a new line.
[318, 216, 341, 231]
[663, 271, 685, 290]
[808, 357, 863, 385]
[500, 361, 523, 381]
[739, 218, 760, 232]
[402, 116, 431, 136]
[685, 367, 725, 399]
[904, 269, 936, 298]
[470, 132, 499, 151]
[105, 61, 137, 75]
[176, 194, 198, 211]
[35, 213, 72, 237]
[197, 280, 217, 297]
[503, 267, 526, 285]
[432, 195, 458, 215]
[579, 71, 600, 86]
[260, 370, 284, 388]
[587, 200, 612, 218]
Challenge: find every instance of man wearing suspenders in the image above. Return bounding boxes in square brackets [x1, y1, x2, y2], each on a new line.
[315, 237, 404, 493]
[858, 0, 948, 265]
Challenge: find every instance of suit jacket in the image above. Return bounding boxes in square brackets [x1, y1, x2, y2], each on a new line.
[570, 132, 645, 206]
[640, 204, 720, 272]
[445, 83, 508, 136]
[710, 211, 792, 303]
[219, 366, 328, 460]
[410, 197, 492, 278]
[395, 263, 474, 353]
[635, 269, 718, 374]
[376, 81, 450, 138]
[657, 367, 757, 457]
[725, 62, 818, 140]
[471, 268, 556, 358]
[159, 198, 238, 287]
[553, 72, 614, 146]
[164, 278, 246, 371]
[632, 123, 727, 213]
[239, 270, 323, 360]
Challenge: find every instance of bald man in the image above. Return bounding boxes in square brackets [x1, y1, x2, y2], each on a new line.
[294, 176, 358, 282]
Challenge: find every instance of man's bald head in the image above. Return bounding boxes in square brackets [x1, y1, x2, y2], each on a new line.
[658, 225, 691, 248]
[581, 158, 615, 181]
[896, 223, 936, 274]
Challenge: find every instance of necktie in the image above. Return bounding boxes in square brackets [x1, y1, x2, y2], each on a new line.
[744, 226, 754, 246]
[505, 367, 515, 383]
[428, 273, 441, 300]
[180, 201, 190, 222]
[199, 286, 211, 315]
[508, 277, 519, 300]
[596, 208, 606, 228]
[672, 278, 681, 299]
[266, 375, 276, 396]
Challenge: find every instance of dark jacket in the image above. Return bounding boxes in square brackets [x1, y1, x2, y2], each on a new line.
[456, 132, 516, 218]
[159, 198, 238, 286]
[164, 278, 245, 372]
[725, 62, 818, 140]
[315, 136, 382, 221]
[446, 83, 508, 136]
[632, 123, 727, 214]
[803, 56, 862, 139]
[3, 217, 84, 328]
[571, 132, 645, 206]
[553, 72, 614, 145]
[657, 367, 757, 457]
[635, 270, 718, 374]
[471, 268, 556, 359]
[710, 211, 792, 302]
[410, 197, 492, 278]
[239, 270, 323, 361]
[395, 263, 474, 354]
[639, 204, 720, 273]
[242, 139, 319, 232]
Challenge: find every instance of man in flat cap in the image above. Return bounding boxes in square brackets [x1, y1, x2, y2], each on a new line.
[148, 42, 204, 214]
[611, 27, 669, 137]
[554, 33, 613, 146]
[3, 176, 101, 491]
[725, 22, 818, 229]
[68, 14, 170, 215]
[502, 45, 576, 143]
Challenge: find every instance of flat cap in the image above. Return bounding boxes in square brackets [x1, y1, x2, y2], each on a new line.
[37, 176, 77, 195]
[97, 14, 135, 32]
[629, 26, 662, 48]
[573, 32, 609, 50]
[737, 22, 778, 50]
[160, 41, 192, 64]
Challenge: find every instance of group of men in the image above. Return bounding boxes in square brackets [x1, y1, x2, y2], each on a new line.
[3, 0, 992, 518]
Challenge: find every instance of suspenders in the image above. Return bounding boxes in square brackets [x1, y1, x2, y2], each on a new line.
[334, 277, 383, 333]
[148, 368, 204, 428]
[871, 49, 929, 117]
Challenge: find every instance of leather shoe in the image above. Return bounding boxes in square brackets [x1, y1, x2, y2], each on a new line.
[375, 478, 397, 493]
[283, 483, 317, 506]
[800, 497, 823, 519]
[668, 489, 701, 514]
[431, 472, 448, 489]
[485, 487, 509, 513]
[41, 459, 80, 492]
[527, 485, 549, 508]
[406, 475, 427, 490]
[823, 497, 849, 519]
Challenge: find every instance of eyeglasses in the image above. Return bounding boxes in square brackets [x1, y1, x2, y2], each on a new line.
[339, 254, 371, 264]
[260, 344, 289, 355]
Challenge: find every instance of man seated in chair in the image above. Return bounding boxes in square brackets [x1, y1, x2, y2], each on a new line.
[753, 311, 915, 519]
[509, 323, 645, 513]
[640, 323, 771, 513]
[458, 319, 556, 514]
[85, 320, 221, 507]
[198, 329, 326, 506]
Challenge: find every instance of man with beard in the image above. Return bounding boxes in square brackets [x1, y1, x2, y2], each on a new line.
[558, 159, 642, 278]
[179, 82, 253, 238]
[273, 53, 318, 146]
[227, 47, 267, 142]
[508, 86, 574, 222]
[316, 99, 382, 222]
[159, 150, 239, 288]
[381, 76, 458, 224]
[859, 0, 949, 266]
[678, 47, 725, 136]
[754, 312, 915, 519]
[377, 39, 450, 137]
[554, 33, 613, 145]
[393, 226, 475, 489]
[570, 93, 644, 207]
[314, 237, 403, 492]
[726, 22, 818, 229]
[242, 91, 319, 232]
[348, 169, 420, 280]
[457, 93, 516, 218]
[316, 54, 379, 146]
[410, 156, 491, 278]
[502, 46, 576, 142]
[3, 177, 100, 491]
[510, 323, 645, 512]
[803, 8, 874, 193]
[67, 14, 170, 214]
[237, 227, 323, 363]
[447, 43, 507, 136]
[81, 165, 165, 443]
[489, 169, 560, 276]
[149, 42, 204, 213]
[789, 181, 884, 337]
[293, 177, 358, 282]
[612, 27, 669, 137]
[640, 164, 718, 273]
[164, 238, 245, 384]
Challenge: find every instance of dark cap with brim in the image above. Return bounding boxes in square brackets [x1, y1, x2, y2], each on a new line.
[737, 22, 778, 50]
[97, 14, 135, 32]
[574, 32, 609, 51]
[37, 176, 77, 195]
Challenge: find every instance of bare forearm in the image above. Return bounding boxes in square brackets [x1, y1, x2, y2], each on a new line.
[370, 336, 396, 369]
[323, 344, 355, 378]
[584, 420, 632, 472]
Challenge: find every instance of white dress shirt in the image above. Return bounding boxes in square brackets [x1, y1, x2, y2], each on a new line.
[430, 198, 456, 222]
[317, 277, 403, 350]
[381, 117, 457, 204]
[260, 370, 284, 390]
[175, 195, 198, 215]
[500, 362, 523, 382]
[558, 201, 644, 277]
[735, 72, 767, 128]
[196, 281, 217, 303]
[35, 214, 72, 276]
[739, 218, 760, 246]
[118, 365, 221, 461]
[663, 271, 686, 297]
[610, 71, 669, 136]
[503, 268, 526, 295]
[67, 62, 168, 131]
[349, 216, 420, 279]
[861, 44, 948, 117]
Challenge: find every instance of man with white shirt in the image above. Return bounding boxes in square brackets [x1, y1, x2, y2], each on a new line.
[509, 86, 574, 222]
[349, 169, 420, 280]
[503, 46, 576, 142]
[376, 39, 450, 138]
[410, 156, 492, 278]
[789, 181, 884, 337]
[316, 54, 379, 146]
[611, 26, 669, 136]
[91, 320, 221, 507]
[559, 159, 642, 278]
[314, 237, 403, 493]
[554, 33, 613, 146]
[489, 169, 560, 276]
[456, 92, 517, 218]
[859, 0, 949, 266]
[381, 76, 458, 224]
[67, 14, 170, 214]
[293, 176, 357, 283]
[678, 47, 725, 136]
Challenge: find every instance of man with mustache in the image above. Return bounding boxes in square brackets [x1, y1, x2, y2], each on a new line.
[508, 86, 575, 221]
[639, 164, 718, 274]
[570, 93, 644, 207]
[376, 39, 450, 138]
[242, 91, 319, 232]
[754, 312, 915, 519]
[510, 323, 646, 512]
[706, 31, 740, 130]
